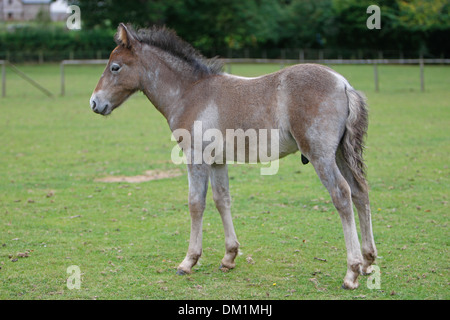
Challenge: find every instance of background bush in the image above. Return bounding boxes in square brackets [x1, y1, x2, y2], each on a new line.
[0, 0, 449, 62]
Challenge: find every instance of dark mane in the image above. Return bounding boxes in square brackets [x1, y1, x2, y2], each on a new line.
[116, 25, 223, 76]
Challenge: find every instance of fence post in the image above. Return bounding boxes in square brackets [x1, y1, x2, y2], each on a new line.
[7, 62, 53, 97]
[420, 54, 425, 92]
[227, 63, 232, 74]
[38, 50, 44, 64]
[60, 62, 65, 96]
[280, 49, 286, 69]
[299, 49, 305, 63]
[1, 62, 5, 98]
[373, 62, 379, 92]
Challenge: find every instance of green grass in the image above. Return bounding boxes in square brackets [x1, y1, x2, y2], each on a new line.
[0, 63, 449, 300]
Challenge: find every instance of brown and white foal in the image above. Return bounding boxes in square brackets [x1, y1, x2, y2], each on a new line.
[90, 24, 377, 290]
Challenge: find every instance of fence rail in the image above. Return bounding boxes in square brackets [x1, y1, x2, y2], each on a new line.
[60, 58, 450, 95]
[3, 58, 449, 97]
[2, 47, 448, 64]
[60, 59, 109, 96]
[222, 58, 450, 65]
[1, 60, 54, 98]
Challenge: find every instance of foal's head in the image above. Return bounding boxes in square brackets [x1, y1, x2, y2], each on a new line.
[90, 23, 142, 115]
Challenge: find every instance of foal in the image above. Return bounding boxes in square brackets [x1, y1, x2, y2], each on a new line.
[90, 24, 377, 289]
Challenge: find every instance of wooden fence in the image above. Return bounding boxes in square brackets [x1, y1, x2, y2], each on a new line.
[2, 58, 449, 98]
[60, 59, 109, 96]
[222, 58, 450, 93]
[59, 58, 450, 96]
[1, 60, 53, 98]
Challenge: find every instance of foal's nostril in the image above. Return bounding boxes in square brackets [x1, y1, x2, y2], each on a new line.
[90, 97, 110, 115]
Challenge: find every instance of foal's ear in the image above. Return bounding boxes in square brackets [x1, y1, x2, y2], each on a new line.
[116, 23, 139, 49]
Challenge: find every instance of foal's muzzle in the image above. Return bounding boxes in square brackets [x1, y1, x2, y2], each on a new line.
[90, 94, 111, 115]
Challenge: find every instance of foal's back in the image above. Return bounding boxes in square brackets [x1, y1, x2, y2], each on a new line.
[178, 63, 349, 159]
[184, 63, 346, 126]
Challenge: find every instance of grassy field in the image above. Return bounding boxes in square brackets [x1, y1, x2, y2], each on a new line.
[0, 63, 448, 300]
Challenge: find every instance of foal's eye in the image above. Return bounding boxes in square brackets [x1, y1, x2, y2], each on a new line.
[110, 63, 121, 73]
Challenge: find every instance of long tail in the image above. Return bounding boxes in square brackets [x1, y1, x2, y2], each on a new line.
[342, 86, 369, 187]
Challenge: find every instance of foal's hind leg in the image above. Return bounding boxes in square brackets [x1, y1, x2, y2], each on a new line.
[177, 164, 210, 275]
[336, 151, 377, 274]
[210, 164, 240, 270]
[312, 157, 364, 289]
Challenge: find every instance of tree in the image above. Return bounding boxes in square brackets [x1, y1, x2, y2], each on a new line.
[277, 0, 334, 49]
[68, 0, 449, 57]
[69, 0, 167, 29]
[165, 0, 283, 50]
[396, 0, 450, 55]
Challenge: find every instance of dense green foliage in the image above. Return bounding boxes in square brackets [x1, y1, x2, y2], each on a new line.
[70, 0, 450, 56]
[0, 25, 113, 52]
[0, 0, 449, 61]
[0, 24, 114, 61]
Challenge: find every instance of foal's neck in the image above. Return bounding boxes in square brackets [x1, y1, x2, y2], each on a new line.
[139, 48, 202, 128]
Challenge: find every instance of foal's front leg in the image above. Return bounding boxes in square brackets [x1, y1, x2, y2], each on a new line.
[177, 164, 210, 275]
[210, 164, 240, 270]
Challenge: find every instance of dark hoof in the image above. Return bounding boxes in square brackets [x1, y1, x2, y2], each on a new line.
[361, 265, 375, 276]
[219, 264, 230, 272]
[341, 282, 359, 290]
[176, 269, 187, 276]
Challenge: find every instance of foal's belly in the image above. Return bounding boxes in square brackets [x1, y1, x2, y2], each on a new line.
[208, 127, 298, 164]
[278, 131, 299, 159]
